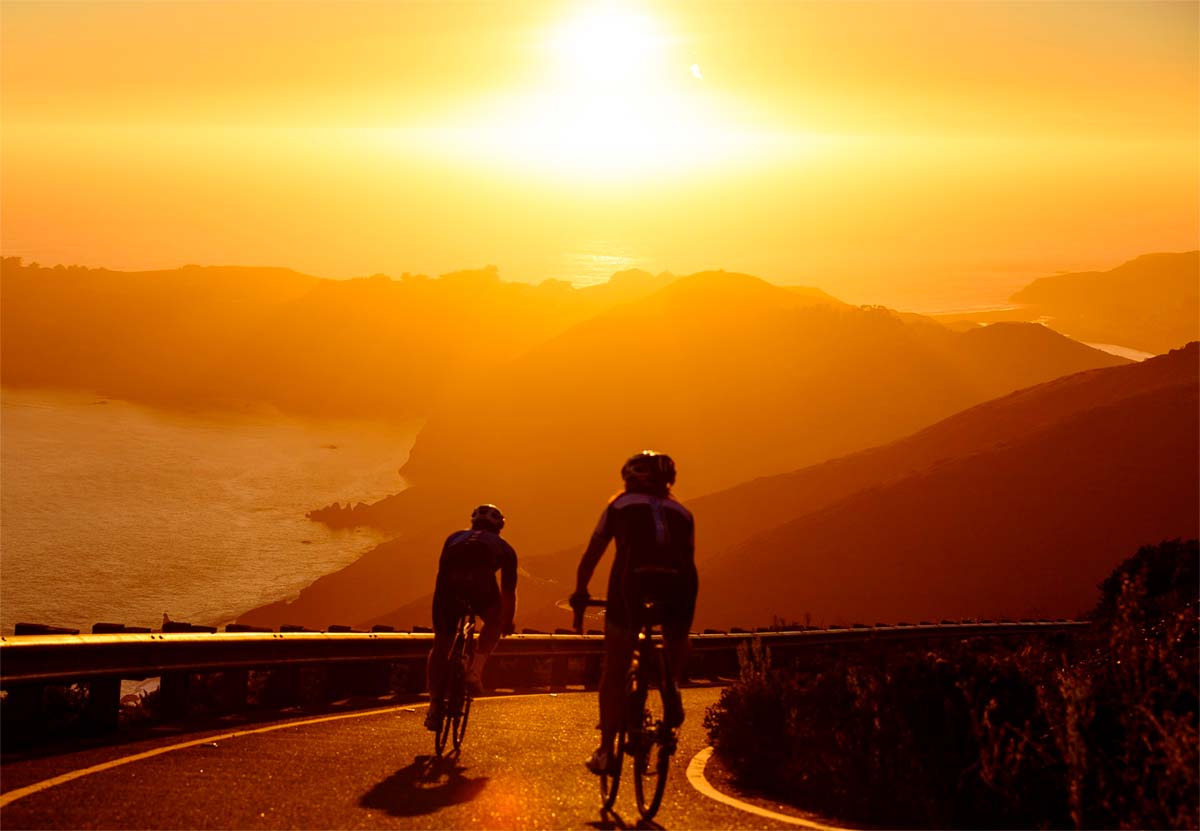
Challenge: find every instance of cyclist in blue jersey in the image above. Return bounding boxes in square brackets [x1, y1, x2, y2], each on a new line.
[425, 504, 518, 731]
[570, 451, 697, 775]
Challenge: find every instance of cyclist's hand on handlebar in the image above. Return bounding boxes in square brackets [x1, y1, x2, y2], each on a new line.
[569, 590, 590, 634]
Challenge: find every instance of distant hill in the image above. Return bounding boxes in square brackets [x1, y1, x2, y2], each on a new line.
[242, 271, 1126, 629]
[1007, 251, 1198, 355]
[691, 342, 1199, 627]
[0, 259, 676, 418]
[339, 271, 1125, 542]
[931, 252, 1199, 356]
[310, 344, 1199, 634]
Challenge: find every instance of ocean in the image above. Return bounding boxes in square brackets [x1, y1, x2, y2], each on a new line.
[0, 388, 420, 634]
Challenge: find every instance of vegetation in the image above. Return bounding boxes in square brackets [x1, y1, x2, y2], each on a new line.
[704, 539, 1199, 829]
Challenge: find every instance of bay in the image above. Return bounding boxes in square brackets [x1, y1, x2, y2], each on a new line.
[0, 388, 420, 634]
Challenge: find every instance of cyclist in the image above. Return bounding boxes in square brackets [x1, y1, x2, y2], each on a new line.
[570, 451, 696, 775]
[425, 503, 518, 731]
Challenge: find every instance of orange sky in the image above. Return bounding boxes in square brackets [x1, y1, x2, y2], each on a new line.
[2, 0, 1197, 309]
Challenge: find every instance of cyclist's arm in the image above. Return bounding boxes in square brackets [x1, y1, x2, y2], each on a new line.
[574, 507, 613, 595]
[499, 544, 518, 633]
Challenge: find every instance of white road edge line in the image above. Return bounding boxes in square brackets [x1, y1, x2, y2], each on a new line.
[1, 691, 564, 809]
[685, 746, 851, 831]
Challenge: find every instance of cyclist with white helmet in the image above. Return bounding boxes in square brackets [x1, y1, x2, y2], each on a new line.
[570, 451, 697, 775]
[425, 503, 518, 731]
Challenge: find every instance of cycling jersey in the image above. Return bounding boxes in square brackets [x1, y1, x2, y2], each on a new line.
[580, 492, 697, 633]
[432, 529, 517, 634]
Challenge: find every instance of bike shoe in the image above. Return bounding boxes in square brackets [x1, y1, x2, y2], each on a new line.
[424, 706, 441, 732]
[584, 747, 612, 776]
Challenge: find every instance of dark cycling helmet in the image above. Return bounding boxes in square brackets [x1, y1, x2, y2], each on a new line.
[470, 504, 505, 531]
[621, 451, 676, 489]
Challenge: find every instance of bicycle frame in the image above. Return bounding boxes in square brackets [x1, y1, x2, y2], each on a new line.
[575, 597, 679, 819]
[433, 608, 476, 756]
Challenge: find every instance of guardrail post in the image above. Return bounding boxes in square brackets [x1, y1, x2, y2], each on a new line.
[1, 684, 43, 744]
[551, 653, 569, 689]
[390, 659, 425, 695]
[583, 654, 603, 689]
[81, 677, 120, 733]
[262, 666, 302, 708]
[217, 670, 250, 712]
[160, 672, 191, 720]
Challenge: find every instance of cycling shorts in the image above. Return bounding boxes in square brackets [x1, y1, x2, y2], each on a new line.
[607, 568, 697, 638]
[432, 572, 501, 636]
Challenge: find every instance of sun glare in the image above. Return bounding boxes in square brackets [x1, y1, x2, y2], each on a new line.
[552, 7, 661, 86]
[440, 3, 761, 180]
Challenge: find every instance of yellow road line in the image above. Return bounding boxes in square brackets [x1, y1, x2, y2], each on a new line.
[0, 703, 428, 808]
[1, 691, 580, 808]
[685, 746, 852, 830]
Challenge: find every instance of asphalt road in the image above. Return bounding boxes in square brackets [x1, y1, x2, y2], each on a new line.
[0, 688, 822, 830]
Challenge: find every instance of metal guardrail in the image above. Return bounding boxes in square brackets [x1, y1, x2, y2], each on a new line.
[0, 620, 1090, 688]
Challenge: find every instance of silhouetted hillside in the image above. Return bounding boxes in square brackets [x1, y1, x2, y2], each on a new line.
[0, 259, 676, 417]
[1007, 251, 1196, 354]
[696, 343, 1199, 626]
[336, 272, 1123, 543]
[244, 272, 1125, 629]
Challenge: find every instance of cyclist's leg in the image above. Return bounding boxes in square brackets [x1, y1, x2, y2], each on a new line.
[427, 627, 455, 691]
[660, 579, 695, 728]
[465, 582, 502, 688]
[474, 595, 503, 657]
[426, 591, 457, 726]
[597, 620, 636, 749]
[661, 624, 688, 728]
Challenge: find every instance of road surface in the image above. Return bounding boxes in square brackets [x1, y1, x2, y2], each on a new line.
[1, 687, 844, 829]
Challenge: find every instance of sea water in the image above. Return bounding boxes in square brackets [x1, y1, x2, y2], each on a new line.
[0, 388, 420, 634]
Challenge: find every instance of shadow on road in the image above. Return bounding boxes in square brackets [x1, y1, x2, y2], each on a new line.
[588, 810, 664, 830]
[360, 753, 489, 817]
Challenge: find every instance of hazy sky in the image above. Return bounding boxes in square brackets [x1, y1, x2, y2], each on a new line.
[3, 0, 1197, 309]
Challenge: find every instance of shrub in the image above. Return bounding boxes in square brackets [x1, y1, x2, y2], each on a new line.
[705, 540, 1199, 829]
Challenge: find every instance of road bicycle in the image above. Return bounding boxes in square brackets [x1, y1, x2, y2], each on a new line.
[573, 597, 680, 820]
[431, 605, 476, 756]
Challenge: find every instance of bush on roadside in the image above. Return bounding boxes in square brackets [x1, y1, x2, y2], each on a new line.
[704, 539, 1199, 829]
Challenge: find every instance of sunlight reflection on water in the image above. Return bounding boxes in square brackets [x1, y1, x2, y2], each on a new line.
[0, 388, 421, 633]
[563, 243, 641, 287]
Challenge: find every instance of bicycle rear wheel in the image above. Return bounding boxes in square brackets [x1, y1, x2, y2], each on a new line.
[433, 686, 454, 755]
[451, 631, 475, 751]
[599, 728, 624, 811]
[434, 634, 465, 756]
[633, 723, 671, 820]
[632, 657, 671, 818]
[600, 665, 636, 811]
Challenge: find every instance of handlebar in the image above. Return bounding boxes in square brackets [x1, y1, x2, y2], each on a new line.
[570, 597, 607, 633]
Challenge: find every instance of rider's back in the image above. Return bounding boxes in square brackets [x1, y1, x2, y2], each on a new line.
[437, 529, 517, 591]
[601, 492, 695, 585]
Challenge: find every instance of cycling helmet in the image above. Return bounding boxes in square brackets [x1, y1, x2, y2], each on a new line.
[470, 503, 505, 531]
[620, 451, 676, 489]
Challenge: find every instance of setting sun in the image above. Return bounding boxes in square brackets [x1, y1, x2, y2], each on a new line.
[441, 3, 756, 178]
